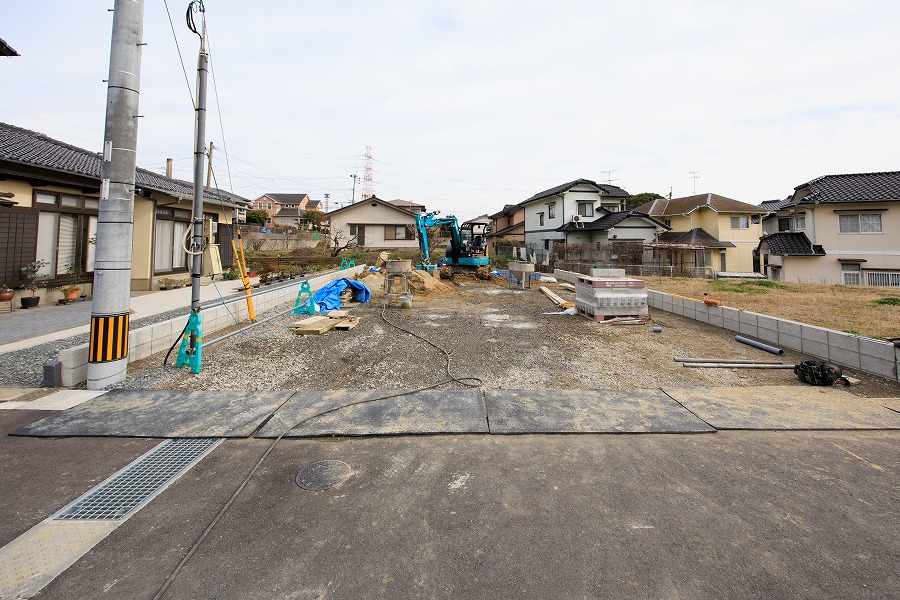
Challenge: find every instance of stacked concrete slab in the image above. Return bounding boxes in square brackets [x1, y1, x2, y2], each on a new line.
[574, 272, 649, 322]
[646, 289, 900, 383]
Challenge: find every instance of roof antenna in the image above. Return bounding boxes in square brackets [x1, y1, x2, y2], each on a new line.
[689, 170, 701, 194]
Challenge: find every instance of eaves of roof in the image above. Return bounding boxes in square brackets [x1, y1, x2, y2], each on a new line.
[519, 179, 630, 206]
[324, 196, 416, 219]
[0, 122, 250, 208]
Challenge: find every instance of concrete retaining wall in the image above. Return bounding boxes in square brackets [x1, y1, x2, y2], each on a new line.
[646, 289, 900, 383]
[59, 266, 365, 387]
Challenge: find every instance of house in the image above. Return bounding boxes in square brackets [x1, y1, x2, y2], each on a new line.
[635, 193, 765, 273]
[556, 209, 669, 244]
[486, 204, 525, 254]
[325, 196, 418, 251]
[251, 193, 318, 224]
[756, 171, 900, 286]
[520, 179, 630, 254]
[0, 122, 250, 298]
[387, 199, 426, 215]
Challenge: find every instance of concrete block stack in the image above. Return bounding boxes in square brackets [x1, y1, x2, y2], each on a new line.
[575, 274, 649, 322]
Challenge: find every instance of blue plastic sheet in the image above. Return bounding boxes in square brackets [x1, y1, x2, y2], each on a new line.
[313, 278, 371, 311]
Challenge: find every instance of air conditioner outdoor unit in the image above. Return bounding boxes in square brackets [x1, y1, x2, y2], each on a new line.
[571, 215, 581, 222]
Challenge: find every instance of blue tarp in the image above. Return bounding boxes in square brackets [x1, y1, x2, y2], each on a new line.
[313, 278, 371, 311]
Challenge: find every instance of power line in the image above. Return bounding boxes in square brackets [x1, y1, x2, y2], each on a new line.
[204, 22, 234, 193]
[162, 0, 195, 107]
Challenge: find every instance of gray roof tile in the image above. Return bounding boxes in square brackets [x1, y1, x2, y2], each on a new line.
[0, 122, 250, 208]
[792, 171, 900, 205]
[758, 232, 826, 256]
[520, 179, 630, 205]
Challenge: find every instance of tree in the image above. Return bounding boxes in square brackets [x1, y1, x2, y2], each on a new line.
[246, 209, 268, 225]
[329, 229, 359, 257]
[301, 209, 326, 228]
[625, 192, 664, 211]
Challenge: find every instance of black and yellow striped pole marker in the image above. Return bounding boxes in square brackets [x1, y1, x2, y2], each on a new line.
[89, 313, 130, 363]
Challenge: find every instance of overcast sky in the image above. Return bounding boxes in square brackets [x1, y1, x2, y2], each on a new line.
[4, 1, 899, 220]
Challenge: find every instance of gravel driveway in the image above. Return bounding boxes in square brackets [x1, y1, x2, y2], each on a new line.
[118, 273, 900, 398]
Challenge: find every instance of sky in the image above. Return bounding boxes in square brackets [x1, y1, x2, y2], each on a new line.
[3, 1, 899, 221]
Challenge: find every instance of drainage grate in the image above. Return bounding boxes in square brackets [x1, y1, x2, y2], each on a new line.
[53, 438, 221, 521]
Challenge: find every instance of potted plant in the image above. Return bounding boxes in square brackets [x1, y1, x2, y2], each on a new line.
[158, 277, 174, 290]
[0, 283, 13, 303]
[20, 259, 49, 308]
[60, 261, 84, 302]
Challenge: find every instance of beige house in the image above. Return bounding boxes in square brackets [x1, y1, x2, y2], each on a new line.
[636, 193, 765, 273]
[0, 123, 248, 301]
[757, 172, 900, 286]
[252, 193, 320, 224]
[325, 196, 418, 250]
[487, 204, 525, 254]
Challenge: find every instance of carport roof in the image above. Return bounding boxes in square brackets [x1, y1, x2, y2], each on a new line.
[655, 228, 735, 248]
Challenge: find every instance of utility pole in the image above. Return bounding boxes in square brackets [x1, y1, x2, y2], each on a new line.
[350, 174, 358, 203]
[175, 0, 208, 374]
[323, 192, 330, 213]
[87, 0, 144, 390]
[205, 141, 214, 191]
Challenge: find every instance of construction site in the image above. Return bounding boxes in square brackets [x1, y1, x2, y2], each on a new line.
[2, 263, 899, 599]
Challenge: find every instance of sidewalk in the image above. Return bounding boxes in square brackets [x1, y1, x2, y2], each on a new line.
[0, 280, 252, 355]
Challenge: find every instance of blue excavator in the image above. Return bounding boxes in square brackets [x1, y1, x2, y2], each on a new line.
[414, 211, 492, 279]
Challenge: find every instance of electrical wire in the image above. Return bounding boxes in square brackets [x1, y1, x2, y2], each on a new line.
[205, 28, 234, 193]
[162, 0, 195, 108]
[154, 293, 482, 599]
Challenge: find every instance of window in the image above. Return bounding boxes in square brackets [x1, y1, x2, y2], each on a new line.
[839, 213, 882, 234]
[349, 225, 358, 236]
[154, 207, 191, 273]
[543, 239, 550, 250]
[778, 218, 791, 231]
[33, 192, 98, 279]
[867, 271, 900, 287]
[547, 204, 555, 219]
[577, 203, 594, 217]
[266, 202, 272, 210]
[794, 216, 805, 230]
[257, 202, 263, 209]
[384, 225, 413, 240]
[730, 216, 749, 229]
[538, 212, 544, 226]
[841, 263, 861, 285]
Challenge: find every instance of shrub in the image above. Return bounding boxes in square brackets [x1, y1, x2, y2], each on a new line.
[874, 297, 900, 306]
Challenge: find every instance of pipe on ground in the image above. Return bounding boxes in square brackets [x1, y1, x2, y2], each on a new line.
[734, 336, 785, 356]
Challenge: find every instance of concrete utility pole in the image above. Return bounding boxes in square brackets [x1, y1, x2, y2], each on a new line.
[350, 173, 358, 203]
[205, 141, 214, 191]
[87, 0, 144, 390]
[174, 2, 209, 374]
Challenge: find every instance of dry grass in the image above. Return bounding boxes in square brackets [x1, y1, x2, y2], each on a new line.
[643, 277, 900, 341]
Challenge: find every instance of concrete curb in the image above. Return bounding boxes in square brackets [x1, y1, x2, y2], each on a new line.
[645, 288, 900, 383]
[58, 266, 366, 387]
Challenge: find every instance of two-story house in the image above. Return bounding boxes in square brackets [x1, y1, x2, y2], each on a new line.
[486, 204, 525, 254]
[252, 193, 320, 224]
[520, 179, 630, 254]
[635, 193, 765, 273]
[756, 172, 900, 286]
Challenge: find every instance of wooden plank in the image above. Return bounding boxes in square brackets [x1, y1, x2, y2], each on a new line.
[291, 316, 338, 335]
[539, 286, 574, 308]
[334, 317, 361, 330]
[558, 283, 576, 292]
[327, 310, 350, 318]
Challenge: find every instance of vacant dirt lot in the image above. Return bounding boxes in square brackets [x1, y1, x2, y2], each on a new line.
[643, 276, 900, 340]
[124, 273, 900, 399]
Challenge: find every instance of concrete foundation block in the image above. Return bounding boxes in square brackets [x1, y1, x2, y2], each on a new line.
[129, 342, 152, 362]
[694, 304, 710, 323]
[777, 319, 803, 352]
[826, 331, 861, 369]
[721, 307, 741, 332]
[800, 324, 830, 360]
[738, 312, 759, 338]
[61, 363, 88, 388]
[756, 315, 779, 344]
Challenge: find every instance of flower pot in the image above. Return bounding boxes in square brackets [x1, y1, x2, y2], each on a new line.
[21, 296, 40, 309]
[0, 291, 14, 302]
[64, 288, 80, 301]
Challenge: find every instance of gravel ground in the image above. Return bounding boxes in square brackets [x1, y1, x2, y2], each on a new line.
[112, 274, 900, 398]
[0, 300, 241, 388]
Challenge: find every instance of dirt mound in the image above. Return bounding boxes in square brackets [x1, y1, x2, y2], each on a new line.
[355, 268, 453, 299]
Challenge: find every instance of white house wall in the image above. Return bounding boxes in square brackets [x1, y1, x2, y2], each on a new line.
[329, 201, 418, 249]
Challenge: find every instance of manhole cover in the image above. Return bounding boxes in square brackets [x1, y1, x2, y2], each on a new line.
[296, 460, 352, 491]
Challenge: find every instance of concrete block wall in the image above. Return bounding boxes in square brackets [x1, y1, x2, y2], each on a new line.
[59, 266, 365, 387]
[646, 289, 900, 382]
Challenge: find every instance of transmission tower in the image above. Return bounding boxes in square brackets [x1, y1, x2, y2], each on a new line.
[362, 145, 374, 200]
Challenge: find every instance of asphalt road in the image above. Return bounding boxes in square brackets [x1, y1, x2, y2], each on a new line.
[24, 430, 899, 600]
